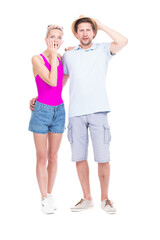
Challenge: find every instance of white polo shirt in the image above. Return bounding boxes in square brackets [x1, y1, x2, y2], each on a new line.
[62, 42, 114, 118]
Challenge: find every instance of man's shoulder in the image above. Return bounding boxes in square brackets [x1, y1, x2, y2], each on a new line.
[63, 48, 75, 57]
[94, 42, 110, 48]
[63, 46, 79, 60]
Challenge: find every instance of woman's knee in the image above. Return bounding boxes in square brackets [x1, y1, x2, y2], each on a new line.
[48, 152, 58, 164]
[36, 152, 47, 165]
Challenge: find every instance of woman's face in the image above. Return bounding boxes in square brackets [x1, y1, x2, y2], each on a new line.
[46, 29, 63, 50]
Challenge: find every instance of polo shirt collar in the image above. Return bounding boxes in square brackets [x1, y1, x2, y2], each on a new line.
[74, 43, 96, 51]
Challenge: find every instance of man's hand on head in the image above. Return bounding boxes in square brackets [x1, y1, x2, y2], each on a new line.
[93, 19, 103, 30]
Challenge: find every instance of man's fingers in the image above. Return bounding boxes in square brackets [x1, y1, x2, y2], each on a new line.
[30, 107, 34, 111]
[29, 104, 34, 111]
[30, 98, 36, 104]
[65, 46, 74, 51]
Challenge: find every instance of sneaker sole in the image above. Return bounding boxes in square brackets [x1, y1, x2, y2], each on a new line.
[42, 211, 54, 214]
[102, 209, 116, 214]
[71, 206, 94, 212]
[41, 210, 54, 214]
[41, 207, 55, 214]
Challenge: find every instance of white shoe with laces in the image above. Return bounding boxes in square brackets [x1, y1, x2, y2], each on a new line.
[41, 197, 54, 214]
[101, 199, 116, 214]
[71, 198, 94, 212]
[47, 193, 57, 210]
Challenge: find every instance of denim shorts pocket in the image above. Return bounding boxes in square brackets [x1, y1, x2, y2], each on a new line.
[33, 102, 43, 113]
[67, 124, 73, 143]
[104, 124, 111, 144]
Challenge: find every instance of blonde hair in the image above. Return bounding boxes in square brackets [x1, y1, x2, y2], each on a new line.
[46, 25, 64, 37]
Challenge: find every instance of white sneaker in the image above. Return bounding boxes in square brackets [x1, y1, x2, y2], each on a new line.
[71, 198, 94, 212]
[41, 197, 54, 214]
[47, 193, 57, 210]
[101, 199, 116, 214]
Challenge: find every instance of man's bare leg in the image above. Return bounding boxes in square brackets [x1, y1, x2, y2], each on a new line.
[76, 160, 92, 200]
[98, 162, 110, 201]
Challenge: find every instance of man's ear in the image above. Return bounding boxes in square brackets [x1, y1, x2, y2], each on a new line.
[75, 32, 78, 39]
[93, 30, 96, 38]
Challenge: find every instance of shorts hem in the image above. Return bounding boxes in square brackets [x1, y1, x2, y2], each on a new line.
[28, 129, 48, 134]
[95, 159, 110, 163]
[72, 158, 88, 162]
[48, 130, 64, 134]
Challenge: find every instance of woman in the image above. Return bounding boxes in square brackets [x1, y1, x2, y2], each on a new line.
[29, 25, 65, 214]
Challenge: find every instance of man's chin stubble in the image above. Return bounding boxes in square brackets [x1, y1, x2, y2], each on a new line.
[80, 40, 92, 46]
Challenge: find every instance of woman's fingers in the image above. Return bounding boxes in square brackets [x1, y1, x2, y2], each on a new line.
[48, 38, 52, 50]
[53, 41, 58, 50]
[50, 39, 54, 49]
[46, 38, 50, 49]
[47, 38, 58, 51]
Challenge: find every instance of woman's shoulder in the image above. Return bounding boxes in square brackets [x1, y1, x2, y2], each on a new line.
[31, 54, 43, 65]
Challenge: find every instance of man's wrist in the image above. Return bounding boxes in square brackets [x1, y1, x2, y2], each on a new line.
[100, 23, 107, 31]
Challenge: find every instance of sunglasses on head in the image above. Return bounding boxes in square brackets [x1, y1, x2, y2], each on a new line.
[48, 25, 64, 31]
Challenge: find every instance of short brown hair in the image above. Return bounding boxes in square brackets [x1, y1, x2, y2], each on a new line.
[74, 18, 96, 33]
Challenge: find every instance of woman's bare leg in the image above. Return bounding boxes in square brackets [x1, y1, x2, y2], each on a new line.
[47, 132, 63, 194]
[33, 133, 48, 199]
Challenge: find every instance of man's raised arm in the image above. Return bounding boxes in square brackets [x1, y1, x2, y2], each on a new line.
[94, 19, 128, 54]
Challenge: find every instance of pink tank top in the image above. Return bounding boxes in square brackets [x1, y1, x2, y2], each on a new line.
[35, 54, 63, 106]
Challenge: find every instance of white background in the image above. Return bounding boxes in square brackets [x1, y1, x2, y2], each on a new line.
[0, 0, 160, 239]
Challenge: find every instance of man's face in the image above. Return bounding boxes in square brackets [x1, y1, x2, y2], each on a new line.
[76, 22, 95, 46]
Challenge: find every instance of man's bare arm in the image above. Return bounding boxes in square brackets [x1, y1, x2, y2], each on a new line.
[29, 97, 37, 111]
[63, 74, 69, 87]
[94, 19, 128, 54]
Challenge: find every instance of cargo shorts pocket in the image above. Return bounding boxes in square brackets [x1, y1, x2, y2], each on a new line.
[67, 124, 73, 143]
[104, 124, 111, 144]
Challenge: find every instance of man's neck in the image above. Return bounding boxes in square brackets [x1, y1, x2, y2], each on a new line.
[80, 42, 93, 50]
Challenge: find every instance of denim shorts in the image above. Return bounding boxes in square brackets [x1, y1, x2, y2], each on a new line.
[67, 112, 111, 163]
[29, 101, 65, 134]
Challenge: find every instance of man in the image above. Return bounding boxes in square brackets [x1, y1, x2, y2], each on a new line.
[62, 16, 127, 213]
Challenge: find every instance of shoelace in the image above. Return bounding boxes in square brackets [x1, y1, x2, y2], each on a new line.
[75, 198, 84, 206]
[105, 199, 113, 208]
